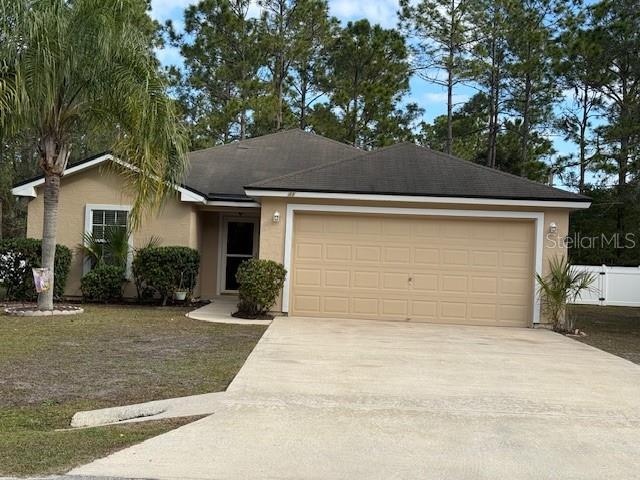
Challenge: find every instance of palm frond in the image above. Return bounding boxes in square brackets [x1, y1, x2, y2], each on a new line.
[0, 0, 188, 223]
[536, 256, 596, 331]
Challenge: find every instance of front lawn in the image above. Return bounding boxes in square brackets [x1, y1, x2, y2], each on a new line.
[0, 304, 266, 476]
[571, 304, 640, 365]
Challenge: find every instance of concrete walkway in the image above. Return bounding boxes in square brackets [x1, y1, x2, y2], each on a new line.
[72, 317, 640, 479]
[186, 296, 272, 325]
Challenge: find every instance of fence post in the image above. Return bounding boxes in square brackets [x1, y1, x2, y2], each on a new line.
[600, 264, 607, 306]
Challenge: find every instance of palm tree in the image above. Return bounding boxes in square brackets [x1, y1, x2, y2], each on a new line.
[0, 0, 187, 310]
[536, 256, 596, 332]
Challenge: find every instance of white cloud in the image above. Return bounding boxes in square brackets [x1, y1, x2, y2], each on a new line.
[150, 0, 197, 22]
[423, 92, 469, 106]
[329, 0, 399, 28]
[155, 45, 184, 67]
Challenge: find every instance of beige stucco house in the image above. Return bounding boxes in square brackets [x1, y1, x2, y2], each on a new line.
[13, 129, 591, 327]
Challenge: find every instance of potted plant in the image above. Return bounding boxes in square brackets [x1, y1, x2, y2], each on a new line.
[174, 271, 189, 301]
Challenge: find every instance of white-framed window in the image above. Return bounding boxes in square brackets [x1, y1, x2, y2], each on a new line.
[84, 204, 134, 277]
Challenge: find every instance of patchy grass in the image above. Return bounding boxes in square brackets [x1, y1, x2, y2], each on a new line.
[0, 305, 266, 476]
[571, 305, 640, 365]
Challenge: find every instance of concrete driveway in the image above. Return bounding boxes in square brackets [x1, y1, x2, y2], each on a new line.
[72, 317, 640, 479]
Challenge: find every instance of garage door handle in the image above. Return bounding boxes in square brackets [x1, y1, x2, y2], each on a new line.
[408, 276, 413, 282]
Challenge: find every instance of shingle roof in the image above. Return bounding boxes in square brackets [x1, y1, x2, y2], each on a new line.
[247, 142, 590, 202]
[185, 129, 362, 200]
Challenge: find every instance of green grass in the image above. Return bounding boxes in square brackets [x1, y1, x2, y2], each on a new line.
[0, 304, 266, 476]
[571, 304, 640, 364]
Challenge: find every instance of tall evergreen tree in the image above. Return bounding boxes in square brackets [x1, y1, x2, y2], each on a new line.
[398, 0, 476, 154]
[586, 0, 640, 187]
[553, 16, 602, 193]
[169, 0, 262, 146]
[468, 0, 512, 169]
[311, 19, 420, 148]
[505, 0, 563, 173]
[258, 0, 328, 131]
[287, 1, 337, 130]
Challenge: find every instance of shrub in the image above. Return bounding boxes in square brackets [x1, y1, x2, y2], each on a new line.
[132, 246, 200, 305]
[536, 256, 596, 332]
[235, 259, 287, 318]
[0, 238, 71, 301]
[80, 265, 126, 302]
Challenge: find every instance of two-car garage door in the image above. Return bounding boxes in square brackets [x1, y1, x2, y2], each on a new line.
[289, 213, 535, 327]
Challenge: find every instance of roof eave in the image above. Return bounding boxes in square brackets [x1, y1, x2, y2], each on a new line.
[243, 188, 592, 210]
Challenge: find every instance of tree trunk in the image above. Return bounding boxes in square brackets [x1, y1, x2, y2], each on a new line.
[240, 109, 246, 140]
[38, 173, 60, 310]
[446, 3, 455, 155]
[446, 66, 454, 155]
[578, 86, 588, 194]
[520, 73, 532, 175]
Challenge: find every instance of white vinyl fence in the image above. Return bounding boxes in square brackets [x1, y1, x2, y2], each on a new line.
[571, 265, 640, 307]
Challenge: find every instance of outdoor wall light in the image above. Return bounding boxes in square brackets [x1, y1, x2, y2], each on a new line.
[272, 211, 281, 224]
[549, 222, 558, 234]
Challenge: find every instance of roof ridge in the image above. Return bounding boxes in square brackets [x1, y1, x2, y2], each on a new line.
[188, 128, 360, 156]
[248, 147, 370, 188]
[247, 142, 439, 189]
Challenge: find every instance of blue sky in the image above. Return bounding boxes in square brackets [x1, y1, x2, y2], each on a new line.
[150, 0, 576, 167]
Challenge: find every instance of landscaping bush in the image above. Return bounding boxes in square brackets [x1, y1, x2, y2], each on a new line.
[132, 246, 200, 305]
[80, 265, 126, 303]
[235, 259, 286, 318]
[0, 238, 71, 301]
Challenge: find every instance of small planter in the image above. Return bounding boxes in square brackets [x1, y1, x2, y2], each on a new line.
[174, 291, 187, 301]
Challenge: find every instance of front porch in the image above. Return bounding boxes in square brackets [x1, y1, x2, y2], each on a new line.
[197, 208, 261, 300]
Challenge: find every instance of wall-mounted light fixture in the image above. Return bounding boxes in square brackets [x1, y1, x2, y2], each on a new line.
[549, 222, 557, 234]
[272, 211, 281, 224]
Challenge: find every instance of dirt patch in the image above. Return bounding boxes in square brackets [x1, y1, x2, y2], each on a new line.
[0, 304, 267, 407]
[570, 304, 640, 364]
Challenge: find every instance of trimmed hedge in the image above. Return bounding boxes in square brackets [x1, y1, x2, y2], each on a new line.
[81, 265, 127, 303]
[0, 238, 71, 301]
[235, 259, 286, 318]
[132, 246, 200, 305]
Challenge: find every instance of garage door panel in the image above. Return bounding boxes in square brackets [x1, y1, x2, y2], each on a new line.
[291, 213, 534, 327]
[293, 295, 321, 313]
[384, 246, 411, 264]
[381, 299, 409, 316]
[323, 296, 350, 314]
[471, 250, 500, 267]
[353, 271, 380, 289]
[354, 246, 381, 262]
[412, 273, 438, 291]
[414, 247, 440, 265]
[441, 275, 468, 293]
[324, 270, 350, 288]
[325, 243, 351, 261]
[443, 249, 469, 265]
[470, 277, 498, 294]
[352, 297, 380, 315]
[502, 251, 531, 268]
[296, 243, 322, 260]
[382, 272, 409, 290]
[295, 268, 322, 287]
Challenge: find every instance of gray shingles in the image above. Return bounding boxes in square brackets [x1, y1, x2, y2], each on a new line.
[184, 129, 361, 199]
[247, 142, 589, 202]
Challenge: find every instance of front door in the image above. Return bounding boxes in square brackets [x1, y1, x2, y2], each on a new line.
[222, 218, 258, 292]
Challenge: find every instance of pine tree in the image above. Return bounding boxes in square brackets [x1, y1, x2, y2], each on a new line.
[312, 20, 419, 148]
[169, 0, 263, 146]
[399, 0, 477, 154]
